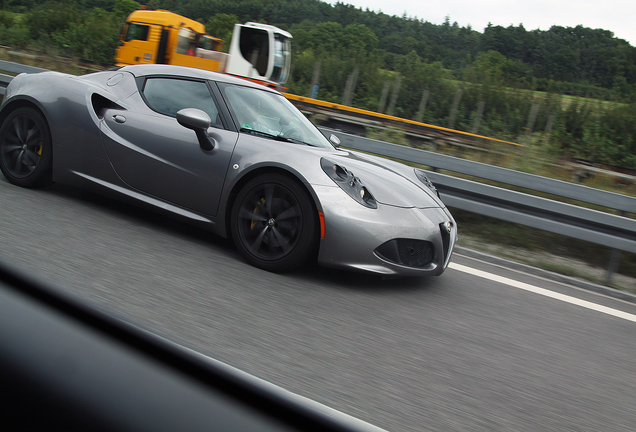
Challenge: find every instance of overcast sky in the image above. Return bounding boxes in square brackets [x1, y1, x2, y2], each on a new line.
[326, 0, 636, 46]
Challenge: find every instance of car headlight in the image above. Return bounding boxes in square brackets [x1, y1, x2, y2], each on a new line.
[414, 168, 439, 197]
[321, 158, 377, 208]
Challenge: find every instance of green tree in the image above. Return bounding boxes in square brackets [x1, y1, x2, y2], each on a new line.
[464, 50, 532, 87]
[146, 0, 160, 10]
[205, 13, 237, 51]
[113, 0, 139, 18]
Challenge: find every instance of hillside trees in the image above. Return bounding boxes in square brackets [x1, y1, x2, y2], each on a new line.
[205, 12, 237, 50]
[0, 0, 138, 63]
[481, 24, 636, 100]
[2, 0, 636, 168]
[3, 0, 635, 101]
[287, 21, 384, 106]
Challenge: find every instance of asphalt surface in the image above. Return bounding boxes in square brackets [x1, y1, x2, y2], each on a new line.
[2, 179, 636, 431]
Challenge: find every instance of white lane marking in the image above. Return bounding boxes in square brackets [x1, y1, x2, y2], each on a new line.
[449, 262, 636, 323]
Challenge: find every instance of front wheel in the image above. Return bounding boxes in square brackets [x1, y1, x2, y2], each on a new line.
[231, 174, 318, 272]
[0, 107, 53, 188]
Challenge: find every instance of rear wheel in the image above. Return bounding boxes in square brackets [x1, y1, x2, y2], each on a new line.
[0, 107, 53, 188]
[231, 174, 317, 272]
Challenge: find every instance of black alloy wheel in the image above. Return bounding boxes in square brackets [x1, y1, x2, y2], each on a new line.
[231, 174, 317, 272]
[0, 107, 53, 188]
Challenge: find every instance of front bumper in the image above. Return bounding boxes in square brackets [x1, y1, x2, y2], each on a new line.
[314, 185, 457, 276]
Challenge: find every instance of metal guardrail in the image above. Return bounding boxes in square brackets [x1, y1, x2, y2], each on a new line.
[1, 60, 633, 282]
[0, 60, 48, 95]
[0, 59, 48, 74]
[0, 73, 11, 95]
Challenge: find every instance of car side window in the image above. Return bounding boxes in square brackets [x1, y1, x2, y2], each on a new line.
[142, 78, 222, 128]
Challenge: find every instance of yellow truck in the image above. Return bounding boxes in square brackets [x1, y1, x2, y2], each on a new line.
[115, 10, 292, 87]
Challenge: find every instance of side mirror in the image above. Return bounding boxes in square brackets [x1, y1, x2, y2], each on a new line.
[176, 108, 214, 151]
[329, 133, 341, 148]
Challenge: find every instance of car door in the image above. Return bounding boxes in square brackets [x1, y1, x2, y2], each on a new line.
[100, 77, 238, 216]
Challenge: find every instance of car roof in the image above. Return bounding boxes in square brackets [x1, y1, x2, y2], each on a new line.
[117, 64, 279, 93]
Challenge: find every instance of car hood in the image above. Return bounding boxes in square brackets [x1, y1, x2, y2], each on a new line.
[321, 149, 443, 209]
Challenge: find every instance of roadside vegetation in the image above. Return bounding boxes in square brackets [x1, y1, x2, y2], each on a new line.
[2, 0, 636, 171]
[1, 0, 635, 288]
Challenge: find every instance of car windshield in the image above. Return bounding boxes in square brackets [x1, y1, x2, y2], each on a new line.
[219, 83, 333, 149]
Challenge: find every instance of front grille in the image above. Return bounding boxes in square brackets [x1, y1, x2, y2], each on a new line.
[375, 239, 435, 268]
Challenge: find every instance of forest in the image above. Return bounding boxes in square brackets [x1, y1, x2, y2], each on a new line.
[2, 0, 636, 170]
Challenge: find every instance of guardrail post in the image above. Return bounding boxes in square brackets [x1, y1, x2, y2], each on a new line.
[378, 81, 391, 113]
[544, 114, 555, 143]
[387, 76, 401, 116]
[471, 100, 485, 134]
[308, 61, 321, 99]
[526, 103, 540, 137]
[605, 209, 627, 285]
[342, 67, 359, 106]
[415, 89, 430, 122]
[448, 89, 462, 129]
[605, 248, 622, 286]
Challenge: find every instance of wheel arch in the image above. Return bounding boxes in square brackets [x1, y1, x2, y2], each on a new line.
[0, 97, 47, 129]
[224, 165, 323, 241]
[0, 98, 53, 166]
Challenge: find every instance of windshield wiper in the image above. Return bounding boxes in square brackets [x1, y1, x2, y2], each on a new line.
[239, 128, 313, 146]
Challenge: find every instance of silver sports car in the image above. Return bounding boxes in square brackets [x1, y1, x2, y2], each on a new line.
[0, 64, 456, 276]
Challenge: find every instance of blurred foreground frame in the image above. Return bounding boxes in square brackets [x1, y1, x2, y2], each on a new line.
[0, 257, 386, 432]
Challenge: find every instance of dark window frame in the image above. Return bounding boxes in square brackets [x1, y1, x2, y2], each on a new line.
[124, 22, 150, 42]
[139, 76, 227, 130]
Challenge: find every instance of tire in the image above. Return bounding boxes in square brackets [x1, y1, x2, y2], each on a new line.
[0, 107, 53, 188]
[231, 173, 318, 272]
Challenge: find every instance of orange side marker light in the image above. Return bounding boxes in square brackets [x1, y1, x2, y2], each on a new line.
[318, 211, 325, 239]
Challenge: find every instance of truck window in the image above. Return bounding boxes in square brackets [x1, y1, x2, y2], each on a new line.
[177, 27, 198, 55]
[124, 23, 150, 42]
[238, 27, 269, 76]
[270, 35, 289, 84]
[202, 35, 221, 51]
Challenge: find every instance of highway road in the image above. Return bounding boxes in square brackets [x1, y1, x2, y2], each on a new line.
[2, 178, 636, 431]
